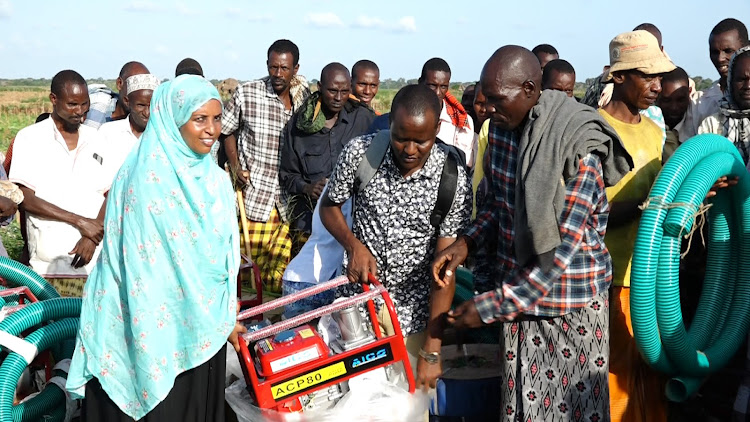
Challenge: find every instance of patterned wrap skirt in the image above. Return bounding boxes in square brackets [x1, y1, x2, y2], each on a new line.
[500, 291, 610, 422]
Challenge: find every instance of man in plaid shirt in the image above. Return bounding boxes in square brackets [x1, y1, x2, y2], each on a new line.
[434, 46, 631, 421]
[221, 39, 310, 290]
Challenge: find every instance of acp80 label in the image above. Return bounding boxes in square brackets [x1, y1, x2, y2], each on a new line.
[271, 361, 347, 399]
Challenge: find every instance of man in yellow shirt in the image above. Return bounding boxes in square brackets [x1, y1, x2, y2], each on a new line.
[598, 30, 675, 422]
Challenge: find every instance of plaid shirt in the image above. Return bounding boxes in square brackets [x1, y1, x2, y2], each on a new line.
[468, 125, 612, 324]
[221, 76, 310, 222]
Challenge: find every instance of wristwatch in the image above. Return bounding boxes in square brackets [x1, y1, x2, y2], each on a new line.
[419, 348, 440, 364]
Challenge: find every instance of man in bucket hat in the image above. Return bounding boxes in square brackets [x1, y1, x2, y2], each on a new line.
[599, 29, 675, 422]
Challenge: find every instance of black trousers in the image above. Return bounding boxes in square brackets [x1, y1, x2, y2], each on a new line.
[83, 346, 226, 422]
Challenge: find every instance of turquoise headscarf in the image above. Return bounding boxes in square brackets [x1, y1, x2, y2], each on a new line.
[67, 75, 239, 419]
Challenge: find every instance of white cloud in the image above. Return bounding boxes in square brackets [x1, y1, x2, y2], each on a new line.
[155, 44, 169, 54]
[353, 15, 386, 29]
[0, 0, 12, 18]
[456, 16, 469, 25]
[394, 16, 417, 33]
[123, 1, 163, 12]
[350, 14, 417, 33]
[305, 12, 344, 28]
[175, 1, 197, 16]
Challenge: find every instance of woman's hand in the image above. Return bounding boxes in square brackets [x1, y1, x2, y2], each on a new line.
[228, 322, 248, 352]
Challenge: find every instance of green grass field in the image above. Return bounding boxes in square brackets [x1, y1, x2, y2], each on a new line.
[0, 87, 49, 150]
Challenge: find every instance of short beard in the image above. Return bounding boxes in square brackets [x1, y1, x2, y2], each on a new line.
[131, 120, 147, 133]
[60, 119, 81, 133]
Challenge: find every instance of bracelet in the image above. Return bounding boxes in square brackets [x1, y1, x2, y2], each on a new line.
[419, 348, 440, 364]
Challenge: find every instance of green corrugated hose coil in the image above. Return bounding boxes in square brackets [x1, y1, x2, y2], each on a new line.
[0, 257, 60, 301]
[0, 318, 78, 422]
[0, 260, 77, 421]
[631, 134, 750, 402]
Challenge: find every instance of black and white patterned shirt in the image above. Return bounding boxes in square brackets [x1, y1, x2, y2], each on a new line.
[327, 134, 472, 336]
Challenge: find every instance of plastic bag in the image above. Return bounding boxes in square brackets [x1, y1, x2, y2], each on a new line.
[225, 377, 428, 422]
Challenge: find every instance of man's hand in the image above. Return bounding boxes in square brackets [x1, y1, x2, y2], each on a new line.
[416, 355, 442, 392]
[303, 178, 328, 201]
[228, 322, 248, 352]
[0, 197, 17, 218]
[347, 241, 377, 283]
[231, 165, 249, 188]
[431, 236, 470, 288]
[446, 300, 484, 330]
[69, 237, 97, 268]
[707, 176, 739, 198]
[76, 218, 104, 243]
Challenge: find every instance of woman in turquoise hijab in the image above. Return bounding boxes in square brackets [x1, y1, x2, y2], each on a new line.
[66, 75, 245, 421]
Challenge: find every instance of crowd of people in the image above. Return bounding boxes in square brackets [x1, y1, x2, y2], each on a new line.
[2, 14, 750, 422]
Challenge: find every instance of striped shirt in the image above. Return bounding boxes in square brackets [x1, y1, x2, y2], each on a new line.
[221, 76, 309, 222]
[468, 124, 612, 324]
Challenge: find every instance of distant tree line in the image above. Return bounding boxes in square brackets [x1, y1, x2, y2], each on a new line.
[0, 75, 717, 94]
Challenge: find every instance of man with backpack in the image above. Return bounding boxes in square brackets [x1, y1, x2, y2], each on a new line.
[320, 84, 472, 391]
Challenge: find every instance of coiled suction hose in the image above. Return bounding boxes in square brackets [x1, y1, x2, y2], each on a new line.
[0, 259, 77, 421]
[631, 134, 750, 401]
[0, 257, 59, 301]
[0, 318, 78, 422]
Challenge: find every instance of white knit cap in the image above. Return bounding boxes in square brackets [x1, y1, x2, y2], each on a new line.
[125, 74, 160, 96]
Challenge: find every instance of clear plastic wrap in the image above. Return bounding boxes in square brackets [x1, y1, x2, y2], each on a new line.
[225, 378, 428, 422]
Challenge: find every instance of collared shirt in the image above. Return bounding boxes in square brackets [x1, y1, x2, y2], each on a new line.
[9, 118, 105, 277]
[280, 104, 375, 232]
[94, 118, 140, 191]
[327, 134, 472, 335]
[438, 102, 477, 167]
[467, 124, 611, 324]
[221, 76, 310, 222]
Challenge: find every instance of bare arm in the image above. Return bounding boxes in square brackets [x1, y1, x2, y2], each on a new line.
[415, 236, 458, 391]
[69, 193, 109, 268]
[424, 236, 456, 349]
[223, 132, 248, 186]
[319, 195, 376, 283]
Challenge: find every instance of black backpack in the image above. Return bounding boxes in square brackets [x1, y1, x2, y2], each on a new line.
[352, 130, 459, 228]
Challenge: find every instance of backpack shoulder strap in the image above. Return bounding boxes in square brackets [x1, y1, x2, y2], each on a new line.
[430, 148, 459, 228]
[354, 130, 391, 194]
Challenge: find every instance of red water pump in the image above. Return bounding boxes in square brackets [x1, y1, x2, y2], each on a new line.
[236, 275, 415, 413]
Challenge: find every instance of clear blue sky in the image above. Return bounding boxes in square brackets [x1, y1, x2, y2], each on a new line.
[0, 0, 748, 83]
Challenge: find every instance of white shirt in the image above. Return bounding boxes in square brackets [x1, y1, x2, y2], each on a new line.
[95, 118, 140, 191]
[691, 82, 724, 137]
[437, 102, 477, 168]
[283, 186, 352, 284]
[9, 118, 106, 277]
